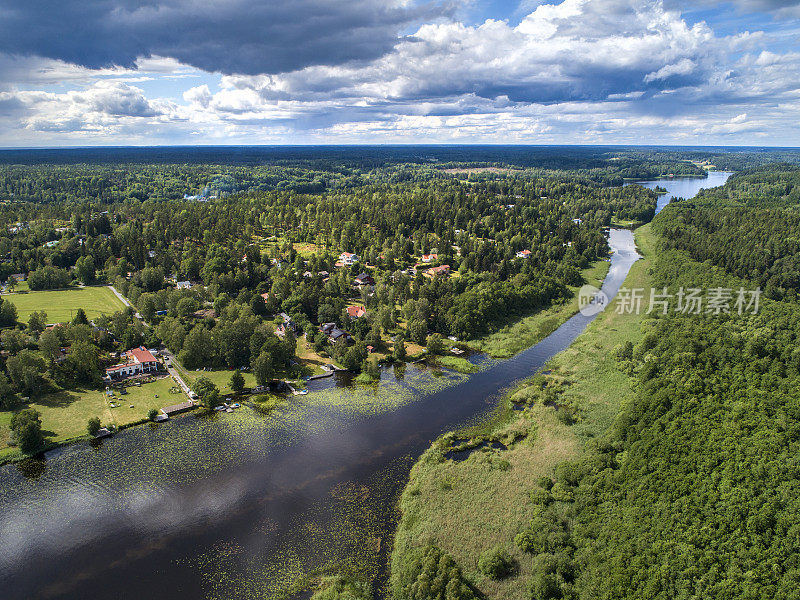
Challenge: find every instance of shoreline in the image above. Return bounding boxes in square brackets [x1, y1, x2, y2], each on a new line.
[0, 249, 616, 468]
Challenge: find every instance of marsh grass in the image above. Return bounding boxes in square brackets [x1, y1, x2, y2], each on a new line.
[435, 356, 479, 373]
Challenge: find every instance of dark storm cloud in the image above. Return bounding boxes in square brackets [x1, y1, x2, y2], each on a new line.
[0, 0, 449, 75]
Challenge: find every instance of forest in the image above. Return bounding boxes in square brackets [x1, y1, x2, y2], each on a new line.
[653, 165, 800, 298]
[507, 165, 800, 600]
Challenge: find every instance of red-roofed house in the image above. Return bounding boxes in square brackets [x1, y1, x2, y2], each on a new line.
[516, 249, 532, 259]
[425, 264, 450, 278]
[347, 305, 367, 319]
[105, 347, 159, 380]
[421, 253, 438, 263]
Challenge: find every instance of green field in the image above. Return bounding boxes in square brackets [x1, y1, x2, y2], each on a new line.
[173, 360, 258, 395]
[0, 376, 189, 461]
[470, 257, 611, 358]
[391, 226, 654, 600]
[5, 285, 127, 323]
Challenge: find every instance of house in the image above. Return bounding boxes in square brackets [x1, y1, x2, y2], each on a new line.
[320, 322, 353, 345]
[338, 252, 359, 266]
[421, 253, 438, 263]
[425, 264, 450, 278]
[192, 308, 216, 320]
[260, 292, 270, 302]
[354, 272, 374, 286]
[10, 273, 26, 282]
[572, 218, 583, 225]
[176, 280, 192, 290]
[516, 250, 532, 259]
[104, 347, 159, 380]
[278, 312, 298, 332]
[346, 305, 367, 319]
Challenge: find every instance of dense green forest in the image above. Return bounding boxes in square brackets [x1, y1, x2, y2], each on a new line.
[0, 167, 658, 360]
[512, 166, 800, 600]
[653, 165, 800, 298]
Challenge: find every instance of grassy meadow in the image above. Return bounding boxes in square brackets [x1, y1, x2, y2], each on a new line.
[5, 285, 127, 323]
[391, 225, 655, 599]
[0, 376, 186, 461]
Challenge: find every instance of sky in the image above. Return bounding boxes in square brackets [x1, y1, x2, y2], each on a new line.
[0, 0, 799, 147]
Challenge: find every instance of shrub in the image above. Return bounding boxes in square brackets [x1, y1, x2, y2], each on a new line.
[478, 546, 515, 579]
[393, 544, 475, 600]
[530, 487, 553, 505]
[148, 408, 159, 421]
[529, 572, 562, 600]
[87, 416, 101, 436]
[311, 575, 370, 600]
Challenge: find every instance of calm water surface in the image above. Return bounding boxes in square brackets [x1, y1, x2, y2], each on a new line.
[1, 174, 727, 599]
[635, 170, 733, 214]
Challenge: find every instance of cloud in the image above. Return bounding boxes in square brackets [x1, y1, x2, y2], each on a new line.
[0, 0, 799, 146]
[727, 0, 800, 17]
[216, 0, 730, 106]
[0, 0, 450, 76]
[0, 81, 177, 134]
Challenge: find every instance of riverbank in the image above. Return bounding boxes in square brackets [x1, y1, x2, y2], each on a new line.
[390, 224, 655, 599]
[470, 257, 610, 358]
[0, 249, 614, 465]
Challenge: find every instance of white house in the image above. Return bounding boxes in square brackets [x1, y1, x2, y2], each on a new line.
[105, 347, 159, 380]
[338, 252, 359, 265]
[516, 249, 532, 259]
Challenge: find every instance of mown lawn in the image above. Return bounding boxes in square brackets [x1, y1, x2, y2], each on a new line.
[0, 376, 186, 453]
[470, 257, 611, 358]
[391, 225, 655, 600]
[179, 364, 257, 394]
[5, 285, 126, 323]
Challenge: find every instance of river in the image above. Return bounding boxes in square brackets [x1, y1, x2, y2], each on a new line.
[0, 173, 729, 600]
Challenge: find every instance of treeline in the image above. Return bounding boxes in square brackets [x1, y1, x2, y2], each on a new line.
[653, 165, 800, 298]
[0, 170, 659, 342]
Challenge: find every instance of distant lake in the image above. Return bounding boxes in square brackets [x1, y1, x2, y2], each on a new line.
[630, 170, 734, 214]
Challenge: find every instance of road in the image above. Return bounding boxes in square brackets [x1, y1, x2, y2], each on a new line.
[107, 284, 131, 307]
[160, 348, 193, 398]
[109, 285, 193, 400]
